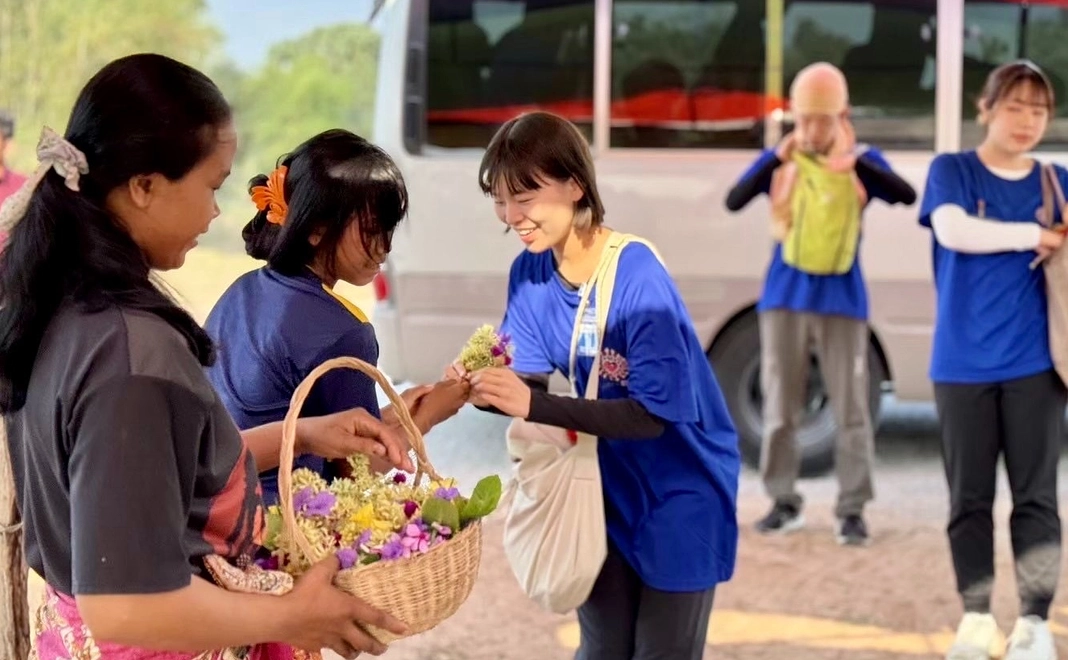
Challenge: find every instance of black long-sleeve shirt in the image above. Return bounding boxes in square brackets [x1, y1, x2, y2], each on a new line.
[478, 371, 666, 440]
[725, 149, 917, 212]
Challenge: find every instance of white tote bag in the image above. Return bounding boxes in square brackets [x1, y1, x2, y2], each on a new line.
[502, 232, 659, 613]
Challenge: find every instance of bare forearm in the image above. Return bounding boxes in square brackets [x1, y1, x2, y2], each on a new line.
[77, 576, 291, 651]
[241, 421, 288, 473]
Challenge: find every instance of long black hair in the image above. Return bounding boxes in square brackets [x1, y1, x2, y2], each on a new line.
[0, 53, 232, 412]
[241, 128, 408, 279]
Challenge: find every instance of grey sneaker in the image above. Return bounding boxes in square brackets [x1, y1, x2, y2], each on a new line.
[836, 514, 870, 546]
[755, 502, 804, 535]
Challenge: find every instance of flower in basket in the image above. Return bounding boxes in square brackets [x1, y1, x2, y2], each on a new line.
[457, 324, 513, 372]
[261, 454, 502, 574]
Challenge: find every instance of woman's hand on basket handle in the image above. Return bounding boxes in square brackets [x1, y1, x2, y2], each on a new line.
[296, 408, 414, 473]
[280, 555, 409, 657]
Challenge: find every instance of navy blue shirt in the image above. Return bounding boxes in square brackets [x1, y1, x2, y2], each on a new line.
[919, 151, 1067, 384]
[502, 242, 740, 591]
[739, 147, 899, 321]
[204, 268, 380, 504]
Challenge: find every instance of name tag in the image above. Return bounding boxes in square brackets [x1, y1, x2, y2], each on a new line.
[576, 304, 598, 358]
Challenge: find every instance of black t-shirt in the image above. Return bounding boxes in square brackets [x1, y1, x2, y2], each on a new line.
[7, 304, 262, 596]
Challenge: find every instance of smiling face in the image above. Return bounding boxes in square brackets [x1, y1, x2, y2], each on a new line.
[479, 112, 606, 253]
[491, 173, 585, 254]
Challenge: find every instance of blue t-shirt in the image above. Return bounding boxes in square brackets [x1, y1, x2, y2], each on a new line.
[204, 268, 380, 504]
[742, 147, 899, 320]
[501, 242, 741, 592]
[918, 151, 1065, 384]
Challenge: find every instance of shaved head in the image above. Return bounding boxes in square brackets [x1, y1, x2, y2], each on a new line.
[790, 62, 849, 115]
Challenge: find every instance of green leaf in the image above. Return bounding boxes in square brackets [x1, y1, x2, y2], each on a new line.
[460, 475, 503, 524]
[360, 553, 381, 566]
[263, 507, 284, 550]
[421, 497, 460, 531]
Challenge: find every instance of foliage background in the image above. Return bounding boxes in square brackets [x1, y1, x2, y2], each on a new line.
[0, 0, 382, 319]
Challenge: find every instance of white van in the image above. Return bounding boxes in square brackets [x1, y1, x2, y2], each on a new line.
[368, 0, 1068, 474]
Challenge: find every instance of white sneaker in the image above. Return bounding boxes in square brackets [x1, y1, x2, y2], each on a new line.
[946, 612, 1006, 659]
[1005, 616, 1057, 660]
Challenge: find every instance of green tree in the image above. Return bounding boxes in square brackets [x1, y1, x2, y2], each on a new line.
[0, 0, 220, 171]
[234, 22, 380, 172]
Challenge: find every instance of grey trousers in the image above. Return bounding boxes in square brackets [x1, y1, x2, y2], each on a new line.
[759, 309, 875, 518]
[575, 544, 716, 660]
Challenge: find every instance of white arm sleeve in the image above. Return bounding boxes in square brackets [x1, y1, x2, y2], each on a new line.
[930, 204, 1042, 254]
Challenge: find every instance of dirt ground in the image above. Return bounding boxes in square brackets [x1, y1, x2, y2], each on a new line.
[378, 452, 1068, 660]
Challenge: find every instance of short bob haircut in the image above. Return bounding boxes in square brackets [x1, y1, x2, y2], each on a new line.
[478, 111, 605, 230]
[242, 129, 408, 278]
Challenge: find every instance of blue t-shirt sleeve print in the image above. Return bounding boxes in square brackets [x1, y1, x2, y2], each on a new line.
[304, 324, 381, 419]
[919, 153, 970, 229]
[500, 255, 554, 375]
[613, 244, 699, 425]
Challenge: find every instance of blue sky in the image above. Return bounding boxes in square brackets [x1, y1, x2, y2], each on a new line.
[205, 0, 375, 69]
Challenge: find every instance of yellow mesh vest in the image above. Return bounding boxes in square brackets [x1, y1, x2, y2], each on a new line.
[780, 152, 862, 276]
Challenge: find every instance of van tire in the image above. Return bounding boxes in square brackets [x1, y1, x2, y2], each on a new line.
[707, 311, 885, 478]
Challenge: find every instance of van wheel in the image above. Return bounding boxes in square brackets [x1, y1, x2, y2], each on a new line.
[707, 311, 885, 478]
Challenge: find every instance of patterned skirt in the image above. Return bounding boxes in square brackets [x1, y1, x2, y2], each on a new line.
[29, 556, 320, 660]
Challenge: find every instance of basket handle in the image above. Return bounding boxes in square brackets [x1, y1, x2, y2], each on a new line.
[277, 356, 441, 565]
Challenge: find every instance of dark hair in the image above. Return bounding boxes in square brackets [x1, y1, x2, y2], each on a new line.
[478, 111, 605, 230]
[0, 53, 231, 412]
[979, 59, 1055, 114]
[242, 129, 408, 278]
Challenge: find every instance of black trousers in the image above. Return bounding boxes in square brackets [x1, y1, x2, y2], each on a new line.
[935, 370, 1066, 618]
[575, 544, 716, 660]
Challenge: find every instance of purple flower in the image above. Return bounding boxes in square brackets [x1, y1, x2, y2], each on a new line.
[255, 555, 280, 571]
[356, 529, 372, 549]
[293, 487, 336, 518]
[337, 547, 358, 570]
[393, 472, 408, 484]
[433, 487, 461, 501]
[379, 535, 406, 560]
[403, 500, 419, 518]
[401, 523, 430, 555]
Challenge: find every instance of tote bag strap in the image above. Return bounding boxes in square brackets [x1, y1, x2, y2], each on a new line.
[567, 231, 626, 400]
[1046, 163, 1067, 223]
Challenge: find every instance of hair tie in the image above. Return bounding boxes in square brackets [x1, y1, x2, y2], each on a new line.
[0, 126, 89, 235]
[250, 165, 288, 225]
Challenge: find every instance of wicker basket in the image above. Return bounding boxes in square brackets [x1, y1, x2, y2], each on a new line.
[277, 356, 483, 644]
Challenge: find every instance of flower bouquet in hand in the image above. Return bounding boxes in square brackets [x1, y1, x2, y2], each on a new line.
[270, 356, 502, 644]
[457, 324, 513, 372]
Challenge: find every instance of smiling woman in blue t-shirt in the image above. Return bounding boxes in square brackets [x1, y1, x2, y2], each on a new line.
[205, 129, 468, 505]
[918, 60, 1067, 659]
[462, 111, 740, 658]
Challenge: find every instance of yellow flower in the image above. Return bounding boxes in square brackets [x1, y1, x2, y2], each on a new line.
[351, 503, 393, 534]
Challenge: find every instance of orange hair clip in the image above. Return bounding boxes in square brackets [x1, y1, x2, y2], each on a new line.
[250, 165, 288, 225]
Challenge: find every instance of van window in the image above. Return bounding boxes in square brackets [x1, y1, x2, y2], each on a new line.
[425, 0, 595, 149]
[610, 1, 762, 149]
[781, 1, 936, 151]
[420, 0, 936, 152]
[961, 1, 1068, 150]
